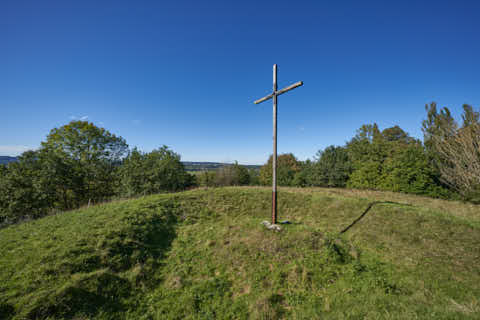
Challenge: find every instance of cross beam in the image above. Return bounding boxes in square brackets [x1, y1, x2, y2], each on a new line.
[254, 64, 303, 225]
[254, 81, 303, 105]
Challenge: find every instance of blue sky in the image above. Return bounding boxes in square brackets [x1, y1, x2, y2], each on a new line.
[2, 0, 479, 164]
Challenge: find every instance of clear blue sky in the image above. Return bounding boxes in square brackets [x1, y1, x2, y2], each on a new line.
[2, 0, 479, 164]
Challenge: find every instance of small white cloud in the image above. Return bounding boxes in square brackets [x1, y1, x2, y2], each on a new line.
[69, 115, 89, 121]
[132, 119, 141, 125]
[98, 121, 105, 126]
[0, 145, 34, 156]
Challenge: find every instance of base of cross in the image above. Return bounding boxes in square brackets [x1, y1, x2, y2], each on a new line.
[261, 221, 282, 231]
[261, 220, 291, 232]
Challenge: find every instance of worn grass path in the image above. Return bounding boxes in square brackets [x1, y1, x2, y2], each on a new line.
[1, 187, 479, 319]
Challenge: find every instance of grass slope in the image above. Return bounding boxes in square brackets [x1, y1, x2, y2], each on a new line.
[0, 187, 479, 319]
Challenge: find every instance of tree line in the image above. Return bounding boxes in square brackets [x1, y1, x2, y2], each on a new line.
[1, 102, 479, 226]
[0, 121, 195, 226]
[256, 103, 480, 203]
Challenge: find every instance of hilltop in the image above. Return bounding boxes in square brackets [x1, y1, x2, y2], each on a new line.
[0, 187, 479, 319]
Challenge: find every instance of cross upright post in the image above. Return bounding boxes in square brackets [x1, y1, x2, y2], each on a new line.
[254, 64, 303, 225]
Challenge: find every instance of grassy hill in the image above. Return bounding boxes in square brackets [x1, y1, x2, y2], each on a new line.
[1, 187, 479, 319]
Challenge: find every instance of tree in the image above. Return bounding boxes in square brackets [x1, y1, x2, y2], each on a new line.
[344, 123, 449, 197]
[422, 103, 480, 198]
[347, 160, 383, 189]
[40, 121, 128, 206]
[259, 153, 301, 186]
[345, 123, 386, 190]
[381, 125, 414, 143]
[309, 146, 351, 187]
[248, 168, 260, 186]
[197, 170, 217, 187]
[379, 142, 450, 197]
[214, 165, 236, 186]
[118, 146, 194, 196]
[0, 151, 54, 224]
[292, 160, 313, 187]
[213, 162, 250, 186]
[232, 162, 250, 186]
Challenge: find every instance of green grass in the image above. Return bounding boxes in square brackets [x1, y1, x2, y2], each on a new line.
[1, 187, 479, 319]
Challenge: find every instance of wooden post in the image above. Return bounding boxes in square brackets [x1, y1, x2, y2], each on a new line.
[272, 64, 278, 224]
[254, 64, 303, 226]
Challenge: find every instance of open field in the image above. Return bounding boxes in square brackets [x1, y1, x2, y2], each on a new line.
[1, 187, 479, 319]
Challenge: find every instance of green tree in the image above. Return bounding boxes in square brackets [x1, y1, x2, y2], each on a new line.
[309, 146, 351, 187]
[197, 171, 217, 187]
[248, 169, 260, 186]
[41, 121, 128, 206]
[346, 123, 385, 164]
[292, 160, 313, 187]
[344, 123, 449, 197]
[381, 125, 414, 143]
[213, 162, 251, 186]
[347, 160, 383, 189]
[232, 162, 250, 185]
[345, 123, 386, 189]
[118, 146, 194, 196]
[379, 142, 450, 197]
[259, 153, 301, 186]
[0, 151, 54, 224]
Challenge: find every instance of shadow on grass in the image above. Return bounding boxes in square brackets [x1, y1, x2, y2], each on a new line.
[0, 303, 15, 320]
[27, 274, 131, 319]
[25, 200, 181, 319]
[340, 201, 412, 234]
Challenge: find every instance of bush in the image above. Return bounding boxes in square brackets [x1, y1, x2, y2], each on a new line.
[259, 153, 301, 186]
[117, 147, 195, 197]
[306, 146, 352, 187]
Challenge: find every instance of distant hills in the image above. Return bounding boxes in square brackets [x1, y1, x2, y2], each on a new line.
[182, 161, 261, 171]
[0, 157, 260, 170]
[0, 156, 18, 165]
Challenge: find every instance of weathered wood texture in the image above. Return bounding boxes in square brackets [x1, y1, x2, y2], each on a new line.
[254, 64, 303, 224]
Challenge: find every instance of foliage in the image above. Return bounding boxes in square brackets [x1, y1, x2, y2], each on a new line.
[213, 161, 250, 186]
[194, 163, 256, 187]
[422, 103, 480, 196]
[248, 168, 260, 186]
[233, 162, 251, 186]
[304, 146, 352, 187]
[183, 161, 260, 172]
[345, 122, 450, 198]
[40, 120, 129, 206]
[4, 101, 480, 226]
[195, 171, 217, 187]
[379, 142, 451, 197]
[117, 146, 194, 197]
[347, 160, 383, 190]
[0, 151, 55, 224]
[0, 121, 196, 225]
[259, 153, 301, 186]
[291, 160, 313, 187]
[1, 187, 479, 319]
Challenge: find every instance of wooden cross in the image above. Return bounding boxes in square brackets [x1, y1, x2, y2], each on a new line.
[254, 64, 303, 224]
